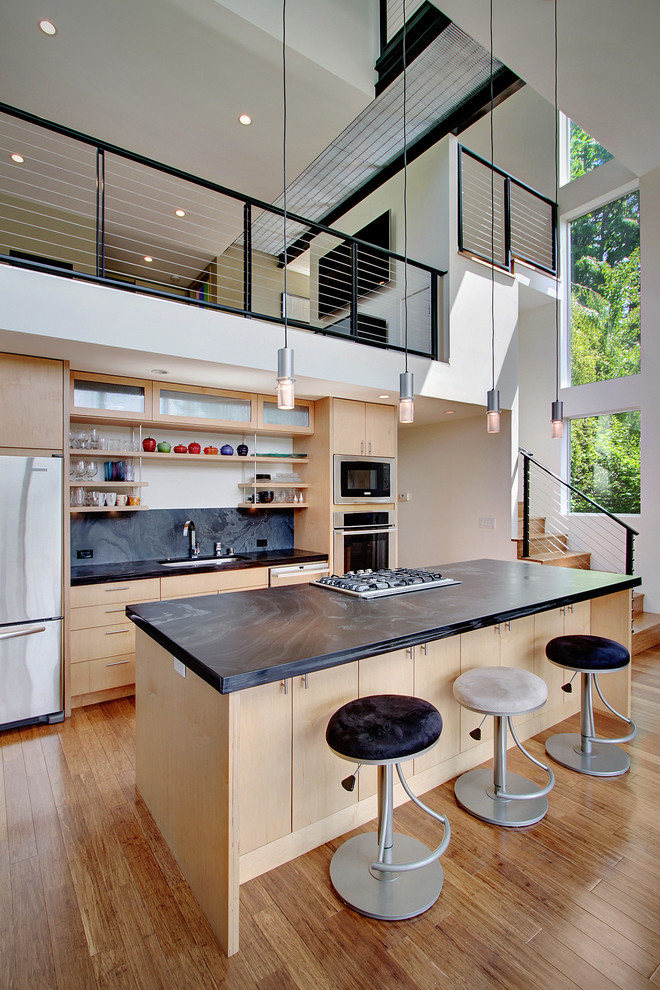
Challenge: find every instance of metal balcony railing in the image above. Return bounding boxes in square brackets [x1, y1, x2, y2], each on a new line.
[458, 145, 557, 276]
[0, 103, 445, 361]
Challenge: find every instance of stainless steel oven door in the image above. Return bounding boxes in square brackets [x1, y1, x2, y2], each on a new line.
[333, 527, 396, 574]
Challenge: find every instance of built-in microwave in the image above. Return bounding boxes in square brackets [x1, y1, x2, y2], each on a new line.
[333, 455, 394, 504]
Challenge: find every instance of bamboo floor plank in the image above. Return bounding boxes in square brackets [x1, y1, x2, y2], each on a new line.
[0, 649, 658, 988]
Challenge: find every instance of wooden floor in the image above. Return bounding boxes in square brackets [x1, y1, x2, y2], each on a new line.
[2, 652, 659, 990]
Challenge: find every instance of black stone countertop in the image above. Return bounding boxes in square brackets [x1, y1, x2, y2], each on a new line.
[126, 558, 640, 695]
[71, 548, 328, 585]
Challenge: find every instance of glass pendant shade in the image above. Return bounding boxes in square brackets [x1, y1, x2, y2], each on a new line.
[486, 388, 501, 434]
[276, 346, 295, 410]
[551, 399, 564, 439]
[399, 371, 414, 423]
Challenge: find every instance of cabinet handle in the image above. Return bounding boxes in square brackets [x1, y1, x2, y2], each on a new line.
[282, 679, 289, 694]
[495, 624, 501, 635]
[105, 607, 127, 614]
[303, 673, 309, 688]
[106, 658, 131, 667]
[568, 604, 574, 613]
[105, 586, 130, 592]
[105, 629, 131, 635]
[559, 606, 566, 615]
[360, 441, 365, 454]
[422, 643, 428, 655]
[504, 621, 511, 632]
[407, 647, 414, 659]
[368, 441, 372, 455]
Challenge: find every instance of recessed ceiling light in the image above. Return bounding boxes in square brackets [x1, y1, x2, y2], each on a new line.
[39, 19, 57, 35]
[11, 153, 24, 163]
[150, 369, 168, 375]
[444, 410, 455, 415]
[144, 256, 153, 263]
[378, 394, 391, 399]
[175, 209, 186, 217]
[238, 114, 252, 126]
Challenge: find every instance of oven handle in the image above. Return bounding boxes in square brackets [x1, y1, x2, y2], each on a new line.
[333, 527, 397, 536]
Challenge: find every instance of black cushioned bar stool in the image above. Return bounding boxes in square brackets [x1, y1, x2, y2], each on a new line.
[326, 694, 451, 921]
[453, 667, 555, 827]
[545, 635, 637, 776]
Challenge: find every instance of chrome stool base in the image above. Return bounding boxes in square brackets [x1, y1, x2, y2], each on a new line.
[329, 832, 443, 920]
[545, 732, 631, 777]
[454, 768, 549, 827]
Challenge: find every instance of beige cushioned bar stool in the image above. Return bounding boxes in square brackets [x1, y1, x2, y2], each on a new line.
[544, 635, 637, 776]
[326, 694, 451, 921]
[453, 667, 555, 827]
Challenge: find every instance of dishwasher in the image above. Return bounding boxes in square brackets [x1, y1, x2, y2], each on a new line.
[269, 562, 330, 587]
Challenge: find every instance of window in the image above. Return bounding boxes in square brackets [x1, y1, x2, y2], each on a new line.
[569, 121, 613, 181]
[569, 191, 640, 386]
[569, 412, 640, 514]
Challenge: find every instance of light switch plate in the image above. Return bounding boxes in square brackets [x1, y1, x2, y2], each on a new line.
[173, 658, 186, 678]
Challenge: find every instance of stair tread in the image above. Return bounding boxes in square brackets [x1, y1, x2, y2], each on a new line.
[633, 611, 660, 632]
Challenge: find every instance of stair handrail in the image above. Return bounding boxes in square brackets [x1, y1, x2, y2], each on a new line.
[519, 447, 638, 575]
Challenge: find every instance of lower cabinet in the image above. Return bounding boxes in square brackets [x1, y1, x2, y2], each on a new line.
[292, 664, 359, 832]
[358, 648, 414, 799]
[413, 638, 461, 775]
[458, 624, 502, 752]
[160, 567, 269, 601]
[533, 601, 590, 714]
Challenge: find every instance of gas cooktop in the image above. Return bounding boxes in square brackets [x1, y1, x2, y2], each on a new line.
[311, 567, 461, 599]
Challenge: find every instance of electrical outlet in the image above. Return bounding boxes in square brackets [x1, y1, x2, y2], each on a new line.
[399, 492, 411, 502]
[479, 517, 496, 529]
[257, 538, 268, 547]
[77, 548, 93, 559]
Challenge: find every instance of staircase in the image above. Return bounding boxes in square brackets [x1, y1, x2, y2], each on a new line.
[515, 502, 591, 569]
[632, 592, 660, 655]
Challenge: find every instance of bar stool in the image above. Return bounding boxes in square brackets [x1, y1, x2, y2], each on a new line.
[544, 634, 637, 776]
[326, 694, 451, 921]
[453, 667, 555, 827]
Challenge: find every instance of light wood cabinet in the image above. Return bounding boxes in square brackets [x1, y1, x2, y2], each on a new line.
[160, 567, 269, 601]
[70, 371, 152, 422]
[153, 382, 256, 431]
[257, 396, 315, 435]
[333, 398, 396, 457]
[0, 353, 65, 450]
[357, 648, 414, 799]
[413, 637, 461, 775]
[239, 680, 292, 855]
[533, 602, 590, 714]
[292, 664, 359, 831]
[458, 624, 501, 752]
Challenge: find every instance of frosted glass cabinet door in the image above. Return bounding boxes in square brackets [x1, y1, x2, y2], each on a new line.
[153, 383, 256, 430]
[71, 372, 152, 421]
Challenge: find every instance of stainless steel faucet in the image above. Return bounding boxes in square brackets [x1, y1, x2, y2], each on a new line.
[183, 520, 199, 557]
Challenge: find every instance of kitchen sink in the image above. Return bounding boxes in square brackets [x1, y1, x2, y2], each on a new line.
[158, 555, 248, 568]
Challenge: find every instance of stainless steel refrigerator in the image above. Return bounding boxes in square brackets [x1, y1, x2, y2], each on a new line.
[0, 454, 64, 729]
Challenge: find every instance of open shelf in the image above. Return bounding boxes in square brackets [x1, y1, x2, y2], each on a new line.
[70, 505, 149, 513]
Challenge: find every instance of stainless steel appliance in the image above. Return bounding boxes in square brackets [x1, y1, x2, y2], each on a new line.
[333, 510, 396, 574]
[312, 566, 460, 599]
[333, 455, 394, 504]
[0, 455, 64, 729]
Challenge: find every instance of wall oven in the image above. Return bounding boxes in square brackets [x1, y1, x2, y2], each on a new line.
[333, 455, 394, 504]
[333, 510, 396, 574]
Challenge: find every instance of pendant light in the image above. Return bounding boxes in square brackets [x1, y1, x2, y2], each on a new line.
[486, 0, 500, 434]
[550, 0, 563, 438]
[276, 0, 295, 410]
[398, 0, 414, 424]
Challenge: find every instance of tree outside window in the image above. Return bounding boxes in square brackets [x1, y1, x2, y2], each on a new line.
[570, 411, 640, 515]
[570, 191, 640, 387]
[569, 122, 613, 181]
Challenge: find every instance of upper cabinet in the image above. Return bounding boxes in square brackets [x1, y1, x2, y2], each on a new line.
[257, 396, 314, 436]
[332, 399, 396, 457]
[71, 372, 152, 423]
[153, 383, 256, 431]
[1, 353, 65, 450]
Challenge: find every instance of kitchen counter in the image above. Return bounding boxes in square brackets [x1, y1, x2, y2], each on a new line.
[127, 558, 640, 694]
[71, 547, 327, 584]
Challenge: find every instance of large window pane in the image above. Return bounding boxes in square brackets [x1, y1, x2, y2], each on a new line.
[570, 412, 640, 514]
[570, 191, 640, 386]
[570, 121, 613, 181]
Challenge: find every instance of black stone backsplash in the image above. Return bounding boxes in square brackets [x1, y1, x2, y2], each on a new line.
[70, 507, 294, 566]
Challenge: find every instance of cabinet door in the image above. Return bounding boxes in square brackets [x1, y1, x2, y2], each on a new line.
[333, 398, 366, 455]
[413, 638, 461, 775]
[292, 664, 359, 831]
[70, 371, 152, 422]
[459, 625, 501, 752]
[0, 353, 64, 449]
[500, 615, 536, 726]
[365, 403, 396, 457]
[357, 648, 414, 799]
[154, 382, 256, 431]
[257, 396, 314, 435]
[533, 608, 569, 714]
[239, 680, 292, 854]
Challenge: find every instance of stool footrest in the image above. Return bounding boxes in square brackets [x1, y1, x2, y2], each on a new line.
[592, 674, 637, 743]
[505, 717, 555, 800]
[370, 763, 450, 873]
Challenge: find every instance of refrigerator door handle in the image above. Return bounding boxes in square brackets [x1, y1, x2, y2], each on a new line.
[0, 625, 47, 641]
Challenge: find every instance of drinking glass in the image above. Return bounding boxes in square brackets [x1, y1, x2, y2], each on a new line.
[85, 459, 98, 480]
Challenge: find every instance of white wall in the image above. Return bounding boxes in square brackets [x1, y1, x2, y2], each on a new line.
[397, 412, 517, 567]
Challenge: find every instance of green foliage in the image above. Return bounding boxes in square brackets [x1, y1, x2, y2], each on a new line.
[570, 412, 641, 514]
[570, 122, 613, 180]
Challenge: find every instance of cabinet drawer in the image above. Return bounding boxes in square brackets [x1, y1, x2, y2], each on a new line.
[71, 622, 135, 663]
[70, 578, 160, 608]
[70, 597, 159, 631]
[160, 567, 268, 599]
[89, 655, 135, 692]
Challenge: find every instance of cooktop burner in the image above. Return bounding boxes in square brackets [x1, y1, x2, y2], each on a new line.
[311, 567, 461, 599]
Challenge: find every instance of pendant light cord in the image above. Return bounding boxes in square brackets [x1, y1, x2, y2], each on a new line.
[282, 0, 288, 349]
[554, 0, 559, 403]
[403, 0, 409, 374]
[490, 0, 495, 393]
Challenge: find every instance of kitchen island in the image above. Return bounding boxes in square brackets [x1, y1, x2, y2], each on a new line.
[127, 558, 640, 956]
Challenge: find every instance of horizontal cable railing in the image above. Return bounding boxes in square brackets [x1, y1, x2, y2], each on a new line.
[459, 145, 557, 275]
[0, 103, 444, 361]
[520, 448, 637, 576]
